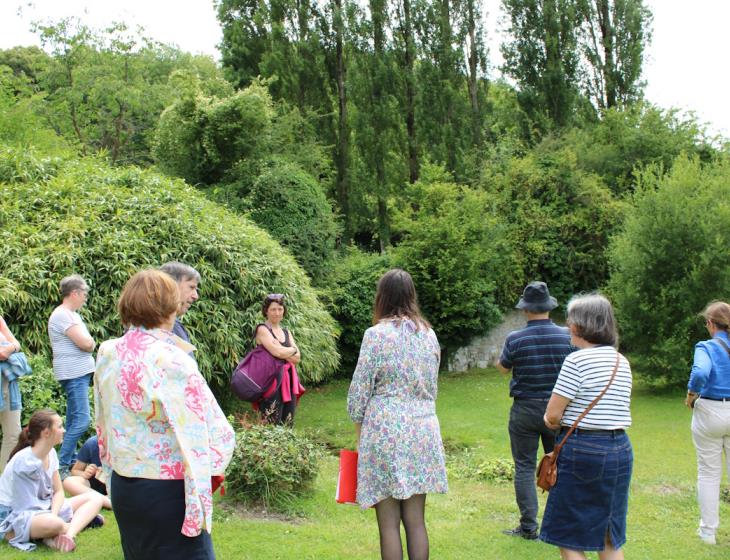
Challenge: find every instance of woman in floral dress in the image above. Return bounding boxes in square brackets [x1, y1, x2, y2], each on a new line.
[348, 268, 448, 560]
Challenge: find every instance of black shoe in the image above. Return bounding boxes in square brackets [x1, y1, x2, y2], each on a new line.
[502, 526, 538, 540]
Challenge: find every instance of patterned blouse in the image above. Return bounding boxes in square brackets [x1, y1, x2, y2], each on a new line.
[94, 327, 235, 537]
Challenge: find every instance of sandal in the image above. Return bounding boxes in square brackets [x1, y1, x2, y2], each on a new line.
[44, 533, 76, 552]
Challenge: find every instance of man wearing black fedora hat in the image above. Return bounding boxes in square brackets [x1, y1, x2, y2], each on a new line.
[497, 281, 573, 540]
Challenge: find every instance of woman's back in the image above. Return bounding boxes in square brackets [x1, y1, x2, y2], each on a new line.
[353, 319, 440, 407]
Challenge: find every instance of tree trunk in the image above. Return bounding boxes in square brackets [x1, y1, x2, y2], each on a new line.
[333, 0, 351, 242]
[402, 0, 419, 183]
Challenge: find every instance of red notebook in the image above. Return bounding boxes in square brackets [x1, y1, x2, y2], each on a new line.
[336, 449, 358, 505]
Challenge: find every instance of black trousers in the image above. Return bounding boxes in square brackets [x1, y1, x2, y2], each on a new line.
[111, 472, 215, 560]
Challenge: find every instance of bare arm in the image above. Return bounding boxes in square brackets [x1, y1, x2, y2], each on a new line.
[0, 316, 20, 360]
[285, 331, 301, 365]
[50, 470, 65, 515]
[66, 324, 96, 353]
[70, 459, 95, 479]
[496, 361, 510, 374]
[255, 326, 299, 362]
[544, 393, 571, 430]
[354, 423, 361, 450]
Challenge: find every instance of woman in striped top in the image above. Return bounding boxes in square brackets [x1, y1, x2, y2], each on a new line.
[541, 294, 633, 559]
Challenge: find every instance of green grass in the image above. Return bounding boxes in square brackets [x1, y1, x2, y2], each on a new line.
[2, 368, 728, 558]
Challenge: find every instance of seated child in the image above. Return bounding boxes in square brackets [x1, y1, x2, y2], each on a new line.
[0, 409, 104, 552]
[62, 435, 112, 510]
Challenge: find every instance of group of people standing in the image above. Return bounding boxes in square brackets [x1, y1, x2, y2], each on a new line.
[347, 275, 730, 559]
[1, 262, 729, 558]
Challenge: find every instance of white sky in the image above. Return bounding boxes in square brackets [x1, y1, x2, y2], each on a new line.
[1, 0, 728, 138]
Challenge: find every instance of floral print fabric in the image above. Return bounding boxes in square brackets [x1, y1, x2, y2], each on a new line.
[347, 319, 448, 508]
[94, 327, 235, 536]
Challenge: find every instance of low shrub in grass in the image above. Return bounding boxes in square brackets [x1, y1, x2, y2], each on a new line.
[446, 448, 515, 483]
[226, 418, 323, 511]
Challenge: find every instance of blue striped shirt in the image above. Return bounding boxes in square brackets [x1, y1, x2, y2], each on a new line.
[499, 319, 572, 398]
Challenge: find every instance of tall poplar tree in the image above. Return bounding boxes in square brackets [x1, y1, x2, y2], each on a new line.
[577, 0, 652, 110]
[501, 0, 581, 129]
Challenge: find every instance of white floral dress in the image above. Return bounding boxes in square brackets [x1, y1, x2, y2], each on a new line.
[347, 319, 448, 508]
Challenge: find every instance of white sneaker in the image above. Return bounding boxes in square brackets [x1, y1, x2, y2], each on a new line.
[697, 528, 716, 545]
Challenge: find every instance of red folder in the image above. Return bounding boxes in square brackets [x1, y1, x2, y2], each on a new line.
[336, 449, 358, 504]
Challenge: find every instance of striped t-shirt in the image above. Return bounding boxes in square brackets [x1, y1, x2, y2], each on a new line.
[500, 319, 573, 398]
[553, 345, 632, 430]
[48, 306, 95, 381]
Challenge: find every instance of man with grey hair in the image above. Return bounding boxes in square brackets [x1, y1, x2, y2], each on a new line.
[496, 281, 573, 540]
[159, 261, 200, 344]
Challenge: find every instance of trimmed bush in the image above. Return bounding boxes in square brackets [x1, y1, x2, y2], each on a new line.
[246, 159, 339, 282]
[226, 419, 322, 510]
[0, 146, 339, 392]
[608, 156, 730, 385]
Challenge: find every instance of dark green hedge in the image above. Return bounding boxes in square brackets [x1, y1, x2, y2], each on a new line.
[0, 146, 339, 390]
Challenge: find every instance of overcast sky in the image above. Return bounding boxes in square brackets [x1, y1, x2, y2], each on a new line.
[1, 0, 728, 138]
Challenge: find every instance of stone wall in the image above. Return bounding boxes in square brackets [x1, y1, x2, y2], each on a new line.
[447, 310, 526, 372]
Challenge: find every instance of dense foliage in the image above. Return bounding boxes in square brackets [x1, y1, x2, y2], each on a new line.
[393, 175, 518, 349]
[322, 247, 392, 370]
[0, 146, 339, 390]
[246, 159, 339, 282]
[226, 420, 322, 510]
[478, 144, 624, 303]
[608, 156, 730, 385]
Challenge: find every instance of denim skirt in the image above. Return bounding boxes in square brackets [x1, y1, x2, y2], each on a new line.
[111, 472, 215, 560]
[539, 429, 633, 551]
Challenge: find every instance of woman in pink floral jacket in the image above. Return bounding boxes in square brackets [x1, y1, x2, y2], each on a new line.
[94, 269, 234, 560]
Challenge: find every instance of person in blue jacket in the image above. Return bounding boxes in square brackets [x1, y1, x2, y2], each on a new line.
[686, 300, 730, 546]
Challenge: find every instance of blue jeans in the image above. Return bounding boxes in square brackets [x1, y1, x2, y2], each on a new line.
[58, 372, 92, 468]
[508, 398, 557, 532]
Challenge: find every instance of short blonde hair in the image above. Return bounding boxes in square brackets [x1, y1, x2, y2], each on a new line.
[702, 301, 730, 332]
[118, 270, 180, 329]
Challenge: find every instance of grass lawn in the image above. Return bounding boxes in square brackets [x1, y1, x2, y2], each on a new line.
[2, 368, 728, 559]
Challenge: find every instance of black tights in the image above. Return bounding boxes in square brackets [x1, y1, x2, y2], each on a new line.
[374, 494, 428, 560]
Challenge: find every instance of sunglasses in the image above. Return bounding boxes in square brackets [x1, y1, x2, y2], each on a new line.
[267, 293, 285, 300]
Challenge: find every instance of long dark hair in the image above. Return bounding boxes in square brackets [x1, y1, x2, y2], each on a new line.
[373, 269, 430, 328]
[8, 409, 58, 461]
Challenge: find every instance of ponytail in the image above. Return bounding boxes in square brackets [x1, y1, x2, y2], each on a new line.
[8, 409, 58, 461]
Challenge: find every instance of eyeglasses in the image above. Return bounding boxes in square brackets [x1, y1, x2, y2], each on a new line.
[267, 293, 284, 300]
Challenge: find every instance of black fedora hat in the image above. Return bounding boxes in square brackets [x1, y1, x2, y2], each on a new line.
[515, 281, 558, 312]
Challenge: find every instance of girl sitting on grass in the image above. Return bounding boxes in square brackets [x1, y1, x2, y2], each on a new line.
[0, 409, 104, 552]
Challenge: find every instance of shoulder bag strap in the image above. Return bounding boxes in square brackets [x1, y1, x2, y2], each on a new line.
[553, 352, 621, 456]
[713, 337, 730, 358]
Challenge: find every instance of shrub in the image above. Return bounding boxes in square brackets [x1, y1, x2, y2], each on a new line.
[226, 418, 322, 510]
[15, 353, 96, 439]
[480, 146, 624, 304]
[608, 156, 730, 385]
[321, 247, 392, 371]
[392, 175, 520, 351]
[447, 448, 514, 483]
[246, 159, 339, 282]
[0, 146, 339, 393]
[153, 82, 274, 185]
